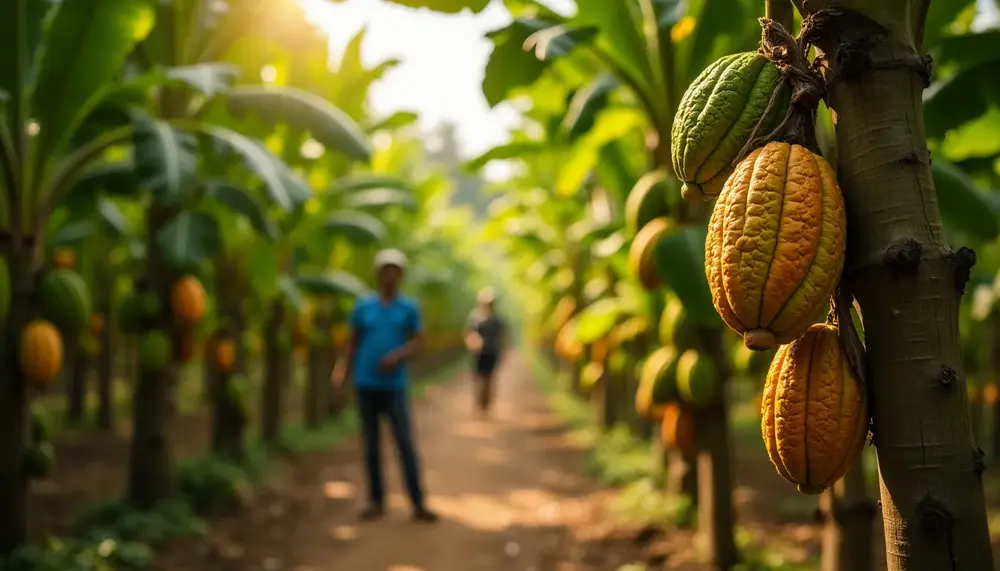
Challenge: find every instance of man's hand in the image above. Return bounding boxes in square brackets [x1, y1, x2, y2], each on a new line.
[465, 332, 483, 352]
[378, 351, 402, 372]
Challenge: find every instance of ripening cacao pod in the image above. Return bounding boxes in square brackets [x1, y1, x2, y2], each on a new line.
[660, 402, 696, 456]
[635, 347, 679, 419]
[672, 52, 788, 202]
[549, 296, 577, 334]
[628, 217, 671, 290]
[52, 248, 76, 269]
[676, 350, 717, 407]
[624, 170, 670, 238]
[761, 323, 868, 495]
[984, 383, 1000, 407]
[19, 320, 64, 387]
[554, 318, 584, 362]
[215, 338, 237, 373]
[138, 331, 171, 373]
[658, 297, 697, 351]
[706, 141, 846, 351]
[170, 275, 206, 326]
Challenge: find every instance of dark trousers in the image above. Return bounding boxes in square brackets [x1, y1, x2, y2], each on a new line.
[472, 352, 499, 410]
[355, 388, 425, 510]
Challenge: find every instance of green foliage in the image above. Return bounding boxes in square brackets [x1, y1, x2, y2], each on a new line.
[73, 499, 205, 546]
[176, 453, 263, 515]
[0, 536, 154, 571]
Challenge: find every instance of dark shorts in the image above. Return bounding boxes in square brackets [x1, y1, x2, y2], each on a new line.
[473, 352, 499, 376]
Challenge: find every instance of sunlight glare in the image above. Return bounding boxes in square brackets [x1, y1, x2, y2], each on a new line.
[260, 64, 278, 83]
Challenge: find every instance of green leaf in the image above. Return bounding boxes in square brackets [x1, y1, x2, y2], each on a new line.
[563, 74, 618, 139]
[675, 0, 756, 85]
[556, 106, 645, 196]
[364, 111, 419, 132]
[52, 219, 94, 246]
[278, 274, 304, 311]
[64, 161, 138, 207]
[0, 0, 55, 115]
[940, 107, 1000, 162]
[482, 19, 553, 107]
[573, 298, 625, 343]
[156, 211, 221, 270]
[205, 182, 279, 240]
[341, 188, 416, 210]
[651, 225, 719, 327]
[330, 175, 414, 193]
[133, 117, 196, 204]
[224, 85, 371, 162]
[382, 0, 491, 13]
[297, 270, 370, 298]
[29, 0, 155, 168]
[97, 197, 129, 238]
[923, 61, 1000, 139]
[931, 155, 999, 242]
[322, 211, 386, 244]
[572, 0, 652, 90]
[201, 126, 312, 210]
[523, 25, 599, 60]
[464, 141, 546, 171]
[922, 0, 975, 50]
[163, 62, 239, 96]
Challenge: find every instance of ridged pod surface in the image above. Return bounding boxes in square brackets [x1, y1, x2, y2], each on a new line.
[628, 217, 671, 290]
[761, 323, 867, 494]
[171, 275, 206, 326]
[19, 320, 64, 387]
[706, 142, 846, 350]
[672, 52, 787, 202]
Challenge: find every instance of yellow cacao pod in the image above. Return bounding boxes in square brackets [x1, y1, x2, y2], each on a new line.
[19, 320, 64, 387]
[761, 323, 867, 495]
[628, 217, 670, 290]
[171, 275, 206, 326]
[706, 142, 846, 351]
[660, 402, 696, 456]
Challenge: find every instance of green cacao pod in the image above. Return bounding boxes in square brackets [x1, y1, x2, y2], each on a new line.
[0, 257, 10, 323]
[117, 294, 145, 334]
[24, 442, 55, 480]
[30, 408, 52, 443]
[635, 347, 679, 419]
[659, 297, 698, 351]
[139, 292, 162, 321]
[625, 170, 670, 238]
[39, 269, 92, 335]
[732, 343, 775, 377]
[628, 217, 671, 290]
[671, 52, 788, 202]
[676, 350, 717, 407]
[138, 331, 172, 372]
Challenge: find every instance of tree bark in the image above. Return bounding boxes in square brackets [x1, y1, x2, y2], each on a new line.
[261, 300, 286, 443]
[819, 458, 875, 571]
[799, 4, 995, 568]
[209, 331, 246, 460]
[0, 245, 38, 554]
[64, 340, 87, 424]
[96, 307, 114, 430]
[305, 309, 332, 428]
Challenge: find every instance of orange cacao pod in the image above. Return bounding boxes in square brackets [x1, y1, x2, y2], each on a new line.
[171, 275, 206, 326]
[660, 402, 696, 456]
[215, 338, 237, 373]
[19, 320, 64, 387]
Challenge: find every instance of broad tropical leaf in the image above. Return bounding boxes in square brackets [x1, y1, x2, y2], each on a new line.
[97, 197, 130, 238]
[563, 74, 619, 139]
[464, 141, 546, 171]
[163, 62, 239, 96]
[483, 19, 553, 107]
[205, 182, 279, 240]
[341, 188, 417, 210]
[674, 0, 757, 85]
[201, 126, 312, 210]
[157, 210, 221, 269]
[330, 175, 414, 193]
[652, 225, 718, 327]
[52, 219, 94, 246]
[923, 62, 1000, 139]
[133, 117, 196, 204]
[573, 298, 625, 343]
[572, 0, 652, 91]
[322, 211, 386, 244]
[364, 111, 419, 132]
[64, 161, 138, 205]
[523, 25, 598, 60]
[224, 85, 371, 162]
[0, 0, 56, 118]
[922, 0, 976, 50]
[30, 0, 156, 169]
[931, 155, 999, 242]
[297, 270, 370, 298]
[278, 273, 305, 311]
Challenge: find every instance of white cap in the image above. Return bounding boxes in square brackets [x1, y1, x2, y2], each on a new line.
[477, 287, 496, 304]
[374, 248, 408, 270]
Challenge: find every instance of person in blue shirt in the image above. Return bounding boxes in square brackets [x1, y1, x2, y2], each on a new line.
[332, 249, 438, 523]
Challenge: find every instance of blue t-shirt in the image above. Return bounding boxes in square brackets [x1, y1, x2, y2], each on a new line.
[350, 294, 422, 391]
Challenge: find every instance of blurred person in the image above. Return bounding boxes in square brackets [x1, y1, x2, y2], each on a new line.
[332, 249, 438, 523]
[464, 287, 507, 413]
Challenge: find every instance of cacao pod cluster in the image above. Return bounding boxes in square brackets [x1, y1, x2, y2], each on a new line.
[634, 295, 718, 456]
[668, 48, 866, 495]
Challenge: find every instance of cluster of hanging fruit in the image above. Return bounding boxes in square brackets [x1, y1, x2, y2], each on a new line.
[120, 273, 207, 373]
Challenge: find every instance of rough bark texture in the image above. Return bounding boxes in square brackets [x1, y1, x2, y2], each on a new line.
[261, 300, 286, 443]
[800, 4, 995, 568]
[127, 205, 176, 507]
[819, 458, 875, 571]
[0, 245, 37, 554]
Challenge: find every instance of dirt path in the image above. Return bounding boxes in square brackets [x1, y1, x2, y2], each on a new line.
[158, 351, 628, 571]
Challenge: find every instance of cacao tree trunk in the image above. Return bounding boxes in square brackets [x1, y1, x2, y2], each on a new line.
[695, 330, 737, 570]
[819, 457, 875, 571]
[65, 339, 87, 424]
[0, 245, 38, 555]
[96, 307, 114, 430]
[305, 309, 332, 428]
[209, 330, 247, 460]
[799, 4, 995, 568]
[127, 205, 176, 507]
[261, 300, 286, 443]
